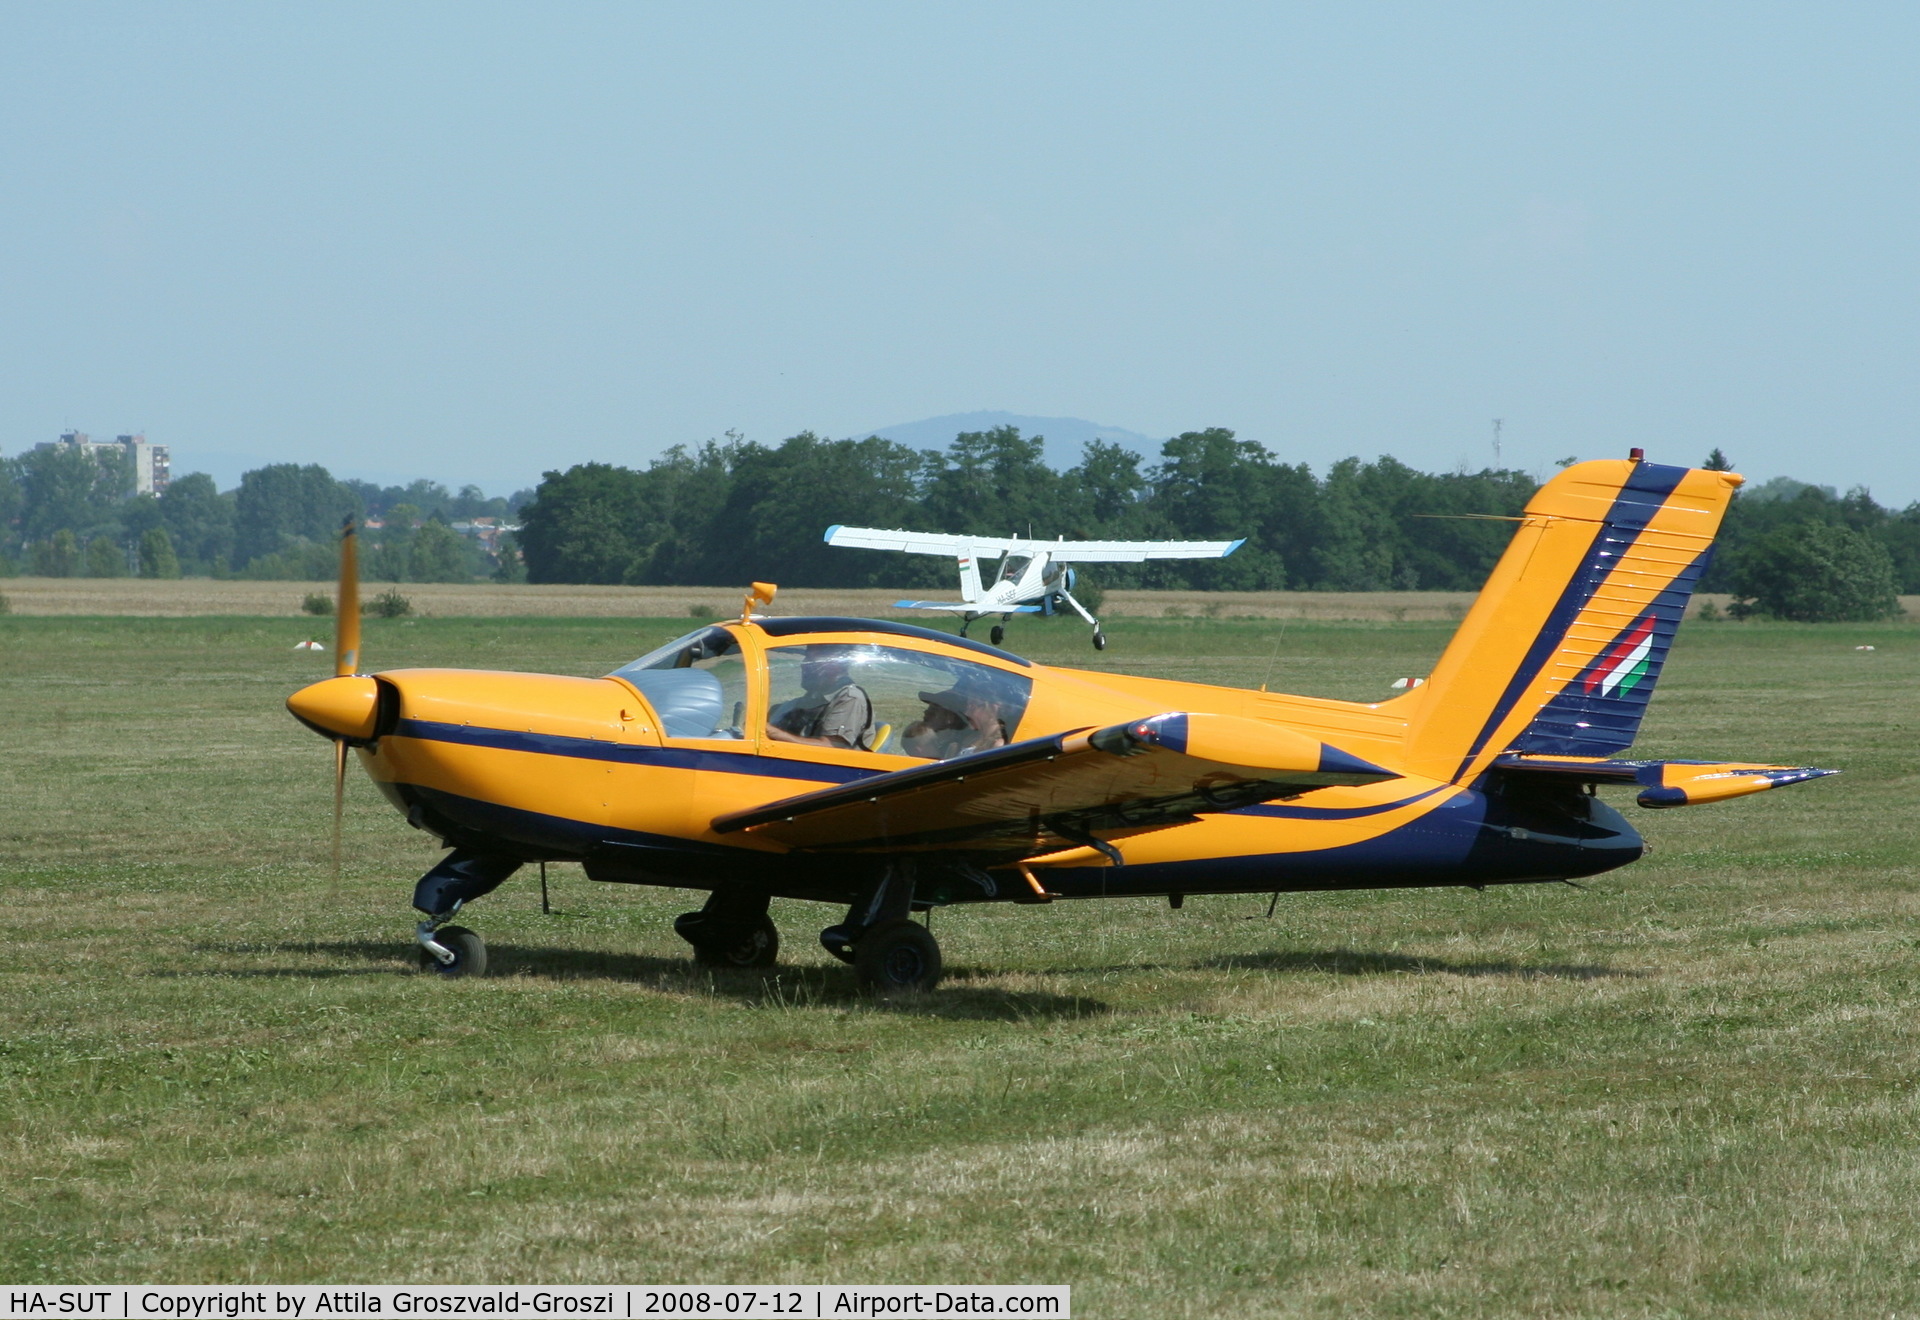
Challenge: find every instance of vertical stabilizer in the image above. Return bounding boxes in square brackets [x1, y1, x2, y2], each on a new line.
[957, 545, 984, 603]
[1400, 458, 1743, 784]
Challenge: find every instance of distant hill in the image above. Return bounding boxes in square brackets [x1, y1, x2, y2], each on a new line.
[850, 411, 1167, 470]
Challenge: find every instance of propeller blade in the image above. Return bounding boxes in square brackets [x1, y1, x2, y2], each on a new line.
[334, 516, 362, 678]
[332, 737, 347, 880]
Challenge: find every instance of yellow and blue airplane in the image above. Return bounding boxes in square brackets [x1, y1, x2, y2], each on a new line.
[288, 453, 1834, 994]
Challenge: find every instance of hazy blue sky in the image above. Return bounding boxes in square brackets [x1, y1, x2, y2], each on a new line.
[3, 3, 1916, 502]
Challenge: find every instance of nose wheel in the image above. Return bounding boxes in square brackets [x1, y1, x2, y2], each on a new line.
[418, 924, 487, 977]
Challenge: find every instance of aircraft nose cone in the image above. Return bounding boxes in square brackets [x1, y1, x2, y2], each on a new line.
[288, 676, 380, 741]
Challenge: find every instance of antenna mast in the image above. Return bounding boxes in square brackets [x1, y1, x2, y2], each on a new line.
[1492, 418, 1504, 467]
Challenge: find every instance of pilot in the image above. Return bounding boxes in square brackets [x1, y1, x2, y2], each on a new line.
[902, 678, 1008, 760]
[766, 644, 875, 750]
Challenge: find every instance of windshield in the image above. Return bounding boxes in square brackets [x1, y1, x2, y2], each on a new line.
[609, 627, 749, 740]
[997, 554, 1031, 584]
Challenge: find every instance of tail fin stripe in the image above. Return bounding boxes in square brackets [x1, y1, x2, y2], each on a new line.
[1446, 463, 1691, 780]
[1507, 545, 1713, 756]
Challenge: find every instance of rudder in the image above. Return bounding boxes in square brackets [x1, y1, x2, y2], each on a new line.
[1400, 457, 1743, 784]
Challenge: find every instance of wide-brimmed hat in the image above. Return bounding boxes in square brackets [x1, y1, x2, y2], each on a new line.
[918, 679, 992, 714]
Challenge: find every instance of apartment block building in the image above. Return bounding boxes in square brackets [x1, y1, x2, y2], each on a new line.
[33, 430, 172, 495]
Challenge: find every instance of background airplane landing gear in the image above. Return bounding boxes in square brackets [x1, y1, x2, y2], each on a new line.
[418, 925, 487, 977]
[854, 919, 943, 995]
[1092, 630, 1107, 650]
[989, 624, 1006, 646]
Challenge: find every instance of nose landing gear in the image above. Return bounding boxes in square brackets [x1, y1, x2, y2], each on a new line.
[411, 850, 522, 978]
[417, 918, 487, 977]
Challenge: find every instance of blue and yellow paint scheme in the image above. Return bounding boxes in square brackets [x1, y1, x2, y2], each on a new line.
[287, 456, 1837, 989]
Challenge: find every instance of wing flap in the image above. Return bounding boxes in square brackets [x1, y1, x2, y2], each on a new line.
[1492, 752, 1837, 808]
[713, 712, 1400, 857]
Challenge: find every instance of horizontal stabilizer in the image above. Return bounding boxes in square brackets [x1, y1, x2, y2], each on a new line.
[713, 712, 1399, 859]
[891, 600, 1042, 614]
[1493, 752, 1837, 809]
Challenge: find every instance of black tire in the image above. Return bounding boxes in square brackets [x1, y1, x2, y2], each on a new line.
[419, 925, 487, 978]
[854, 919, 942, 996]
[1092, 630, 1107, 651]
[689, 913, 780, 968]
[989, 625, 1005, 647]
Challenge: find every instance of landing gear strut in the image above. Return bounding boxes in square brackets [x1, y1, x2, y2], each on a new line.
[820, 860, 944, 995]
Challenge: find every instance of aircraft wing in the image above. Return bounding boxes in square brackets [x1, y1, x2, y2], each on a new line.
[712, 712, 1400, 859]
[826, 525, 1244, 562]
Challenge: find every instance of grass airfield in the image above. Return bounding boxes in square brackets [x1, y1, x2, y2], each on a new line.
[1, 609, 1917, 1316]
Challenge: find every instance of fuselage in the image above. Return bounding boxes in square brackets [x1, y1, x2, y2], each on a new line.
[293, 616, 1642, 910]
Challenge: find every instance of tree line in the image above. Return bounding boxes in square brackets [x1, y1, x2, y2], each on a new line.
[518, 427, 1917, 620]
[0, 445, 529, 582]
[5, 425, 1913, 621]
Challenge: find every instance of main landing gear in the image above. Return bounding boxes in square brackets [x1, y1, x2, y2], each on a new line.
[681, 865, 945, 995]
[958, 594, 1108, 651]
[673, 887, 780, 968]
[816, 859, 944, 995]
[408, 851, 946, 995]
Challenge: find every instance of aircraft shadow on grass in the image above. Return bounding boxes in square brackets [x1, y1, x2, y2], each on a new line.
[183, 940, 1109, 1021]
[1198, 947, 1640, 981]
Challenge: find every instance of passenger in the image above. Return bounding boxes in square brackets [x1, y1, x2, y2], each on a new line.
[902, 680, 1008, 760]
[766, 645, 875, 750]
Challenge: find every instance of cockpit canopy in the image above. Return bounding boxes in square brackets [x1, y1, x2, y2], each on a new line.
[609, 621, 1035, 756]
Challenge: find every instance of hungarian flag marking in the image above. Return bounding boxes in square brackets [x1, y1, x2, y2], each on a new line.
[1584, 616, 1657, 697]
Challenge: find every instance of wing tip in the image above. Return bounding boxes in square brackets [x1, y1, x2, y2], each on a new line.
[823, 523, 844, 544]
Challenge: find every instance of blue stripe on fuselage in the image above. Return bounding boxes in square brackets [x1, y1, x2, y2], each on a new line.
[393, 718, 874, 785]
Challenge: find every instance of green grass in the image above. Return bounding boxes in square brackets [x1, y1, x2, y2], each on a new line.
[1, 612, 1917, 1316]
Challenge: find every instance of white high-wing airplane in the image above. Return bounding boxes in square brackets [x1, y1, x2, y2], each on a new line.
[823, 525, 1245, 649]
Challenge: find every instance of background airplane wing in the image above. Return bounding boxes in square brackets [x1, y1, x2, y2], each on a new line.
[826, 526, 1245, 562]
[826, 525, 1027, 556]
[1044, 537, 1245, 562]
[711, 712, 1399, 859]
